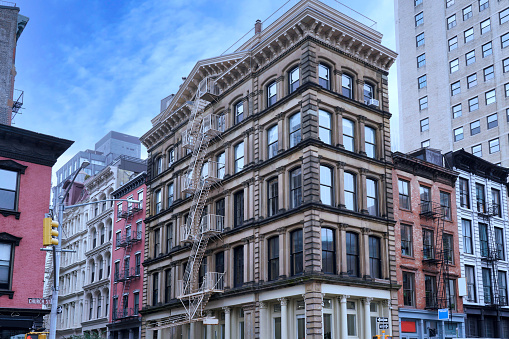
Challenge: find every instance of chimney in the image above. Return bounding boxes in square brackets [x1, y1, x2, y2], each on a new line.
[255, 19, 262, 34]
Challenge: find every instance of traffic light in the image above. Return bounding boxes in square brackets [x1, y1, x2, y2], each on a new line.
[43, 217, 59, 246]
[25, 332, 48, 339]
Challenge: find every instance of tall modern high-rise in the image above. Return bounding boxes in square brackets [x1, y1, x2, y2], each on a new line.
[395, 0, 509, 166]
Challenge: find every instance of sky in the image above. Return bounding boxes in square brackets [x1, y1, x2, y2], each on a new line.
[12, 0, 399, 182]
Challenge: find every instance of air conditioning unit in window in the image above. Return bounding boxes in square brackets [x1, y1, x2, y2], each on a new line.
[368, 99, 379, 107]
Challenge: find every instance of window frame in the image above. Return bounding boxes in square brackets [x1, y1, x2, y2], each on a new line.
[289, 112, 302, 148]
[288, 66, 300, 94]
[485, 89, 496, 105]
[451, 81, 460, 96]
[318, 110, 332, 145]
[344, 172, 357, 211]
[448, 36, 457, 51]
[290, 229, 303, 276]
[267, 236, 279, 281]
[341, 73, 354, 98]
[465, 50, 475, 66]
[401, 224, 413, 257]
[480, 19, 491, 34]
[366, 178, 378, 216]
[369, 236, 382, 279]
[463, 5, 473, 21]
[234, 101, 244, 125]
[447, 14, 456, 29]
[420, 117, 429, 132]
[318, 63, 331, 90]
[398, 179, 411, 210]
[464, 27, 474, 43]
[289, 167, 302, 209]
[267, 81, 277, 107]
[267, 178, 279, 217]
[467, 73, 477, 88]
[346, 231, 360, 277]
[417, 53, 426, 68]
[403, 272, 415, 306]
[487, 113, 498, 129]
[319, 165, 333, 206]
[234, 142, 244, 173]
[469, 97, 479, 111]
[418, 74, 427, 89]
[0, 235, 20, 295]
[321, 228, 336, 274]
[470, 120, 480, 136]
[415, 12, 424, 26]
[452, 104, 461, 118]
[484, 66, 494, 81]
[482, 42, 493, 58]
[233, 190, 244, 228]
[416, 33, 425, 47]
[365, 125, 376, 159]
[420, 96, 428, 111]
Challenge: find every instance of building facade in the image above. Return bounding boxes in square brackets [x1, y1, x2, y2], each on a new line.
[395, 0, 509, 166]
[140, 1, 399, 338]
[108, 172, 147, 339]
[0, 124, 72, 338]
[393, 149, 465, 339]
[444, 149, 509, 338]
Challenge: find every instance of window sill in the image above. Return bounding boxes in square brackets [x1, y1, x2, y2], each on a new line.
[0, 289, 14, 299]
[0, 209, 20, 220]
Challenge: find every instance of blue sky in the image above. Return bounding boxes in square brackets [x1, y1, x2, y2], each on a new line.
[13, 0, 399, 180]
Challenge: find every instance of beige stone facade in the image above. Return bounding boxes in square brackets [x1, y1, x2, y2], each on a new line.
[140, 1, 399, 338]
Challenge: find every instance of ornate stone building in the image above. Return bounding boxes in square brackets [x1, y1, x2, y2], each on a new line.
[140, 1, 398, 338]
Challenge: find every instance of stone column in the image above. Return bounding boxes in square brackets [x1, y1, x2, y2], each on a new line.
[249, 238, 254, 282]
[249, 180, 255, 220]
[277, 113, 285, 152]
[340, 224, 348, 276]
[356, 79, 364, 102]
[259, 301, 268, 339]
[382, 300, 392, 336]
[334, 69, 342, 93]
[335, 107, 344, 148]
[277, 167, 286, 212]
[243, 239, 249, 284]
[206, 311, 213, 339]
[244, 131, 250, 167]
[279, 298, 288, 339]
[225, 191, 232, 230]
[225, 142, 232, 177]
[243, 182, 249, 223]
[223, 307, 231, 339]
[363, 228, 371, 279]
[339, 295, 348, 339]
[358, 115, 366, 155]
[278, 228, 286, 277]
[336, 161, 345, 209]
[360, 168, 368, 214]
[363, 298, 372, 339]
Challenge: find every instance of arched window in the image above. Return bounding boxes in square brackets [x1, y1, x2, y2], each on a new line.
[366, 178, 378, 216]
[96, 293, 102, 318]
[319, 110, 332, 145]
[290, 229, 303, 275]
[363, 83, 375, 104]
[98, 259, 104, 280]
[290, 167, 302, 209]
[234, 246, 244, 287]
[319, 64, 331, 90]
[289, 112, 301, 147]
[267, 81, 277, 107]
[89, 296, 94, 320]
[268, 236, 279, 281]
[235, 101, 244, 124]
[267, 125, 278, 159]
[365, 126, 376, 159]
[320, 165, 333, 206]
[92, 230, 97, 248]
[344, 172, 357, 211]
[321, 228, 336, 274]
[155, 156, 163, 175]
[234, 142, 244, 173]
[342, 74, 353, 98]
[289, 66, 300, 93]
[168, 148, 175, 167]
[343, 118, 355, 152]
[346, 232, 359, 277]
[369, 236, 382, 279]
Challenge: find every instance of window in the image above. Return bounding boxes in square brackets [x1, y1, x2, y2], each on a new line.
[454, 127, 463, 142]
[215, 251, 224, 275]
[482, 42, 492, 58]
[501, 7, 509, 24]
[167, 183, 174, 207]
[466, 50, 475, 65]
[215, 198, 225, 230]
[418, 75, 427, 89]
[425, 275, 437, 308]
[487, 113, 498, 129]
[466, 265, 476, 302]
[234, 142, 244, 173]
[288, 67, 299, 93]
[484, 66, 494, 81]
[502, 32, 509, 48]
[290, 229, 303, 276]
[318, 110, 332, 145]
[472, 144, 482, 157]
[489, 138, 500, 154]
[167, 148, 174, 167]
[452, 104, 461, 118]
[415, 0, 422, 5]
[440, 191, 451, 220]
[346, 232, 359, 277]
[363, 83, 375, 104]
[462, 5, 472, 20]
[155, 156, 163, 175]
[233, 190, 244, 228]
[416, 33, 425, 47]
[495, 228, 504, 260]
[0, 241, 16, 291]
[365, 126, 376, 159]
[464, 28, 474, 43]
[447, 14, 456, 29]
[321, 228, 336, 274]
[421, 140, 430, 148]
[267, 81, 277, 107]
[234, 101, 244, 125]
[479, 0, 489, 11]
[467, 74, 477, 89]
[344, 172, 357, 211]
[289, 112, 301, 147]
[216, 152, 225, 179]
[403, 272, 415, 306]
[423, 229, 434, 259]
[476, 183, 486, 213]
[319, 64, 330, 90]
[420, 96, 428, 110]
[451, 81, 460, 96]
[154, 228, 160, 257]
[152, 273, 159, 305]
[267, 236, 279, 281]
[420, 118, 429, 132]
[446, 279, 456, 309]
[446, 0, 454, 7]
[499, 271, 508, 305]
[504, 58, 509, 73]
[443, 233, 454, 264]
[0, 169, 19, 211]
[266, 125, 279, 159]
[415, 12, 423, 26]
[164, 269, 171, 303]
[417, 53, 426, 68]
[506, 83, 509, 97]
[398, 179, 410, 210]
[459, 178, 470, 208]
[343, 118, 355, 152]
[420, 185, 431, 213]
[482, 268, 492, 303]
[448, 36, 457, 51]
[289, 167, 302, 209]
[155, 189, 161, 214]
[165, 223, 173, 253]
[366, 178, 378, 216]
[320, 166, 333, 206]
[267, 178, 278, 217]
[470, 120, 480, 135]
[369, 236, 382, 279]
[469, 97, 479, 111]
[342, 74, 353, 98]
[233, 246, 244, 287]
[480, 223, 489, 256]
[401, 224, 413, 257]
[492, 188, 502, 217]
[135, 253, 141, 275]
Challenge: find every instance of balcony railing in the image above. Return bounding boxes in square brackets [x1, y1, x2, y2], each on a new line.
[202, 114, 225, 137]
[177, 272, 225, 298]
[198, 77, 219, 101]
[200, 214, 225, 234]
[118, 205, 143, 219]
[114, 267, 141, 282]
[181, 163, 224, 194]
[112, 307, 139, 320]
[116, 231, 142, 248]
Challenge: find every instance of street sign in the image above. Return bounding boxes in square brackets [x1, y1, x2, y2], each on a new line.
[28, 298, 52, 305]
[438, 308, 449, 320]
[376, 317, 389, 322]
[57, 305, 63, 314]
[379, 324, 390, 329]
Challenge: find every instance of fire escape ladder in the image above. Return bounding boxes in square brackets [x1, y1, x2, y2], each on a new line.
[480, 203, 500, 307]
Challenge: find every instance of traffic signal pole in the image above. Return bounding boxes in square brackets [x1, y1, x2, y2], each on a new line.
[48, 200, 64, 339]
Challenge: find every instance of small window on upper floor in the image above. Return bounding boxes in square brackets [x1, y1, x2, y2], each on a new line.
[168, 148, 175, 167]
[234, 142, 244, 173]
[416, 33, 425, 47]
[318, 110, 332, 145]
[415, 0, 422, 6]
[448, 36, 458, 51]
[0, 168, 19, 211]
[234, 101, 244, 124]
[415, 12, 424, 27]
[500, 7, 509, 25]
[319, 64, 331, 90]
[342, 118, 355, 152]
[155, 156, 163, 175]
[267, 81, 277, 107]
[289, 112, 301, 148]
[365, 126, 376, 159]
[446, 0, 454, 8]
[288, 67, 300, 94]
[342, 74, 353, 98]
[479, 0, 489, 12]
[447, 14, 457, 29]
[483, 42, 492, 58]
[363, 83, 375, 105]
[463, 6, 473, 20]
[481, 19, 491, 35]
[464, 28, 474, 43]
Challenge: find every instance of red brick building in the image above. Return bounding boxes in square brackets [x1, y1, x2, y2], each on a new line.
[393, 149, 465, 339]
[108, 172, 146, 339]
[0, 124, 72, 337]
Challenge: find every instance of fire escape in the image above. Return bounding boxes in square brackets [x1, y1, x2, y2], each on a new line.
[151, 77, 226, 330]
[113, 202, 143, 321]
[420, 201, 452, 312]
[11, 89, 23, 124]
